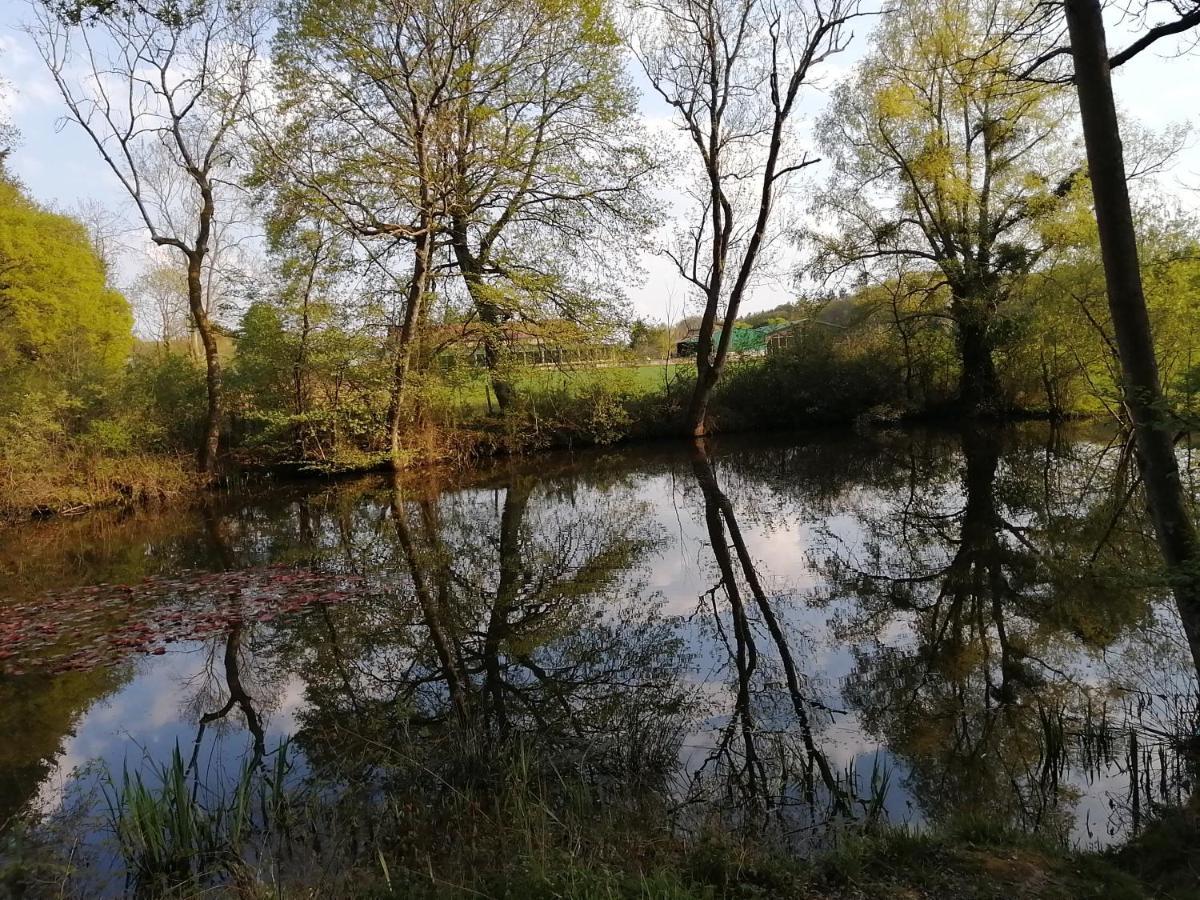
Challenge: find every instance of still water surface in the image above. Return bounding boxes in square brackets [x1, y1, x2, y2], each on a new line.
[1, 425, 1197, 888]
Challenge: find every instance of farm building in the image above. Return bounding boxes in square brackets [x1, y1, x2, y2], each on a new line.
[675, 322, 801, 358]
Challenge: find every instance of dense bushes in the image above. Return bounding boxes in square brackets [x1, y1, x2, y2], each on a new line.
[0, 177, 132, 453]
[120, 351, 210, 451]
[704, 234, 1200, 429]
[710, 327, 912, 428]
[225, 300, 391, 467]
[0, 349, 202, 518]
[0, 178, 200, 518]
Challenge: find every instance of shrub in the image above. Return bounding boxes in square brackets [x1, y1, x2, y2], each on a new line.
[710, 327, 905, 430]
[120, 350, 209, 452]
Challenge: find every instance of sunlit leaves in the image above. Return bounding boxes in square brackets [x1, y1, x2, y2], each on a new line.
[0, 178, 132, 428]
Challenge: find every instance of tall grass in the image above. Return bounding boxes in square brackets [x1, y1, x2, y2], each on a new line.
[103, 741, 290, 895]
[0, 446, 196, 521]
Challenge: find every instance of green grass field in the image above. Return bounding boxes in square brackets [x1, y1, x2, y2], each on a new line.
[446, 361, 691, 416]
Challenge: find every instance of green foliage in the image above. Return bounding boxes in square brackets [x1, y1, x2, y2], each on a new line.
[121, 349, 209, 451]
[711, 327, 907, 428]
[263, 0, 652, 411]
[0, 177, 132, 433]
[512, 374, 637, 447]
[228, 295, 391, 466]
[9, 0, 1200, 490]
[232, 301, 294, 412]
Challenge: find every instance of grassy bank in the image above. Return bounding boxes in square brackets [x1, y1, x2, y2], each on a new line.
[5, 805, 1192, 898]
[0, 447, 198, 523]
[0, 351, 1069, 521]
[4, 722, 1195, 900]
[0, 340, 1116, 525]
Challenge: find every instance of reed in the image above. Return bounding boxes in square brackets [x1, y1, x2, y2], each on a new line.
[102, 740, 291, 895]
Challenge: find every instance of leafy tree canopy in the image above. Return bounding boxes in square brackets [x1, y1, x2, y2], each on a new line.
[0, 176, 132, 417]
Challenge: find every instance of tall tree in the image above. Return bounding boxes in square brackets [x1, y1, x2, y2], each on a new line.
[442, 0, 653, 411]
[1060, 0, 1200, 670]
[265, 0, 652, 421]
[814, 0, 1080, 416]
[635, 0, 863, 436]
[32, 0, 267, 473]
[261, 0, 462, 466]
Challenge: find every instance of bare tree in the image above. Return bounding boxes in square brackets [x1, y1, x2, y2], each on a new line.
[1020, 0, 1200, 76]
[0, 61, 17, 170]
[633, 0, 864, 437]
[131, 260, 190, 349]
[70, 197, 128, 282]
[31, 0, 268, 474]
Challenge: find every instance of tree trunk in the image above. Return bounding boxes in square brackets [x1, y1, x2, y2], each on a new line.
[892, 302, 916, 402]
[387, 225, 433, 471]
[482, 480, 529, 734]
[955, 304, 1000, 417]
[686, 354, 719, 438]
[294, 290, 312, 456]
[477, 297, 517, 412]
[187, 254, 221, 475]
[450, 220, 516, 413]
[1066, 0, 1200, 673]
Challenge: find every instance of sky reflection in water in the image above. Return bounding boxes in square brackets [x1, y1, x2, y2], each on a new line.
[1, 424, 1197, 881]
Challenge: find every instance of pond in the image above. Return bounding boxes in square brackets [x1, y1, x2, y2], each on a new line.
[1, 424, 1197, 894]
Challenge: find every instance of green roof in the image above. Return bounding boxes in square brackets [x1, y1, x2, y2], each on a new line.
[726, 327, 767, 351]
[678, 322, 795, 352]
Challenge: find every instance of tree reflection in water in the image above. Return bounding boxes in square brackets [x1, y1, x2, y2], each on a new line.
[273, 472, 696, 853]
[185, 623, 267, 774]
[685, 440, 852, 842]
[181, 510, 276, 780]
[820, 426, 1199, 840]
[5, 426, 1200, 889]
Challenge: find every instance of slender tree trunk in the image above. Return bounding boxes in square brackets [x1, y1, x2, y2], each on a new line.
[387, 224, 434, 471]
[390, 481, 468, 718]
[687, 352, 719, 438]
[186, 254, 221, 475]
[891, 300, 916, 402]
[1066, 0, 1200, 673]
[293, 292, 312, 456]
